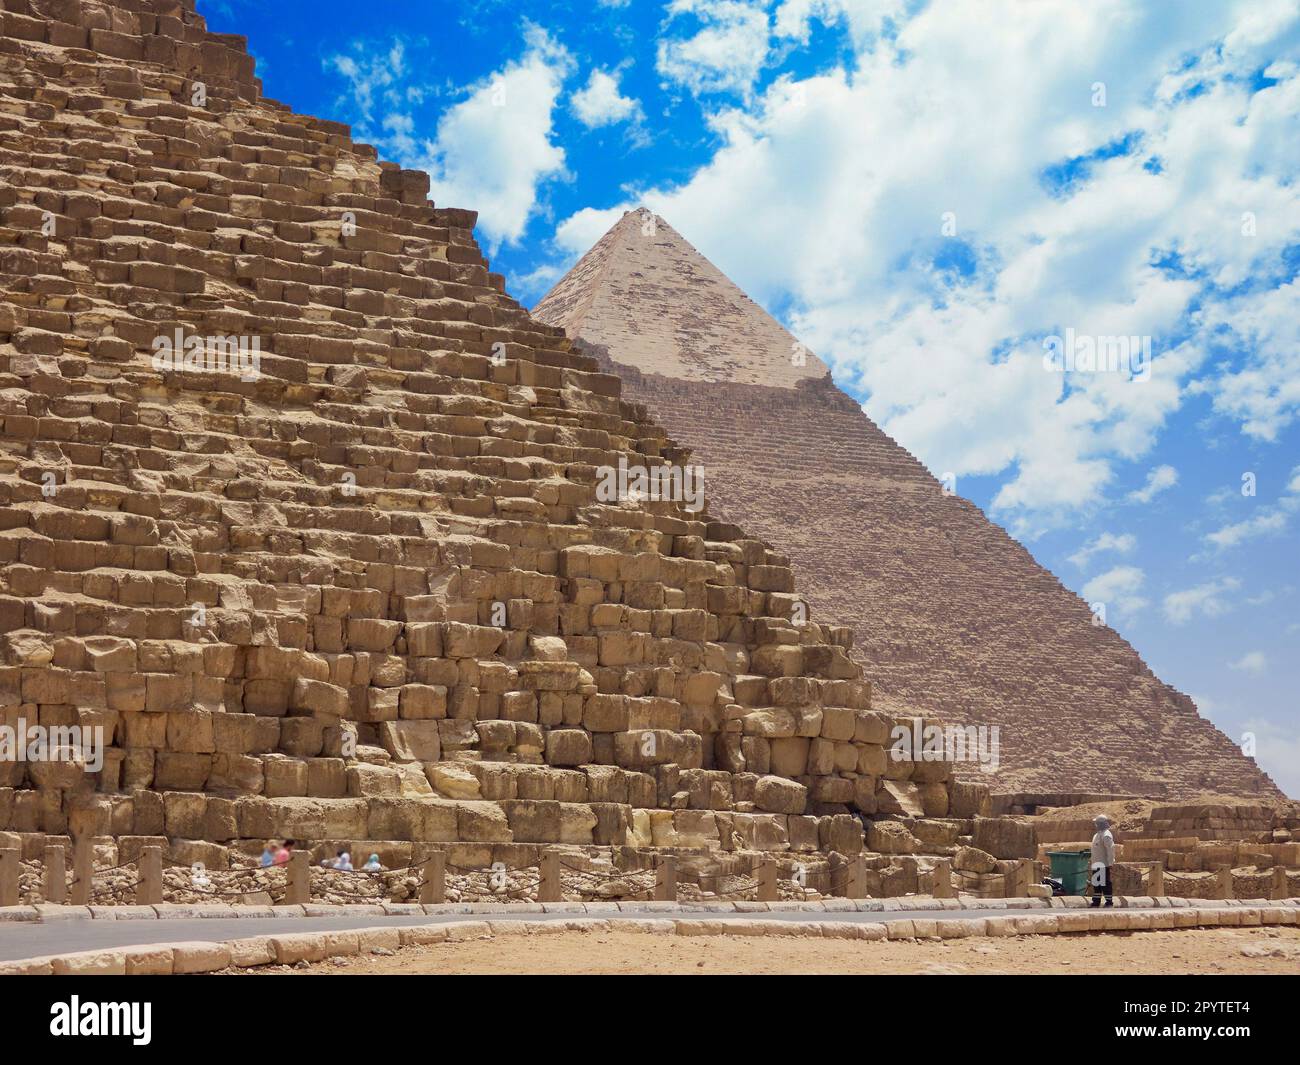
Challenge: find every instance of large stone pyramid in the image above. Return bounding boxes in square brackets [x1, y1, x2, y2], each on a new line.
[536, 210, 1280, 800]
[0, 0, 967, 868]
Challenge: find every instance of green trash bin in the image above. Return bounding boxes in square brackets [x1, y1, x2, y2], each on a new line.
[1046, 849, 1092, 896]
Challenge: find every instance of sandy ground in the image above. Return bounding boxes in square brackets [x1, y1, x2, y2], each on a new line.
[249, 925, 1300, 976]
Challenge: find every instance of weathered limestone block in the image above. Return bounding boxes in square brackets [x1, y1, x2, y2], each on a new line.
[236, 797, 370, 841]
[818, 814, 864, 855]
[750, 645, 803, 677]
[949, 780, 992, 818]
[876, 780, 925, 817]
[768, 736, 809, 777]
[263, 756, 309, 798]
[732, 812, 790, 851]
[366, 798, 458, 841]
[290, 677, 348, 717]
[545, 728, 592, 766]
[278, 717, 324, 758]
[852, 774, 879, 814]
[853, 710, 892, 745]
[378, 721, 441, 763]
[502, 799, 561, 842]
[753, 774, 807, 814]
[953, 845, 998, 873]
[153, 752, 210, 791]
[443, 623, 505, 658]
[457, 801, 513, 842]
[810, 775, 854, 804]
[742, 708, 797, 738]
[973, 815, 1036, 859]
[345, 762, 401, 798]
[673, 809, 720, 848]
[558, 802, 597, 844]
[868, 820, 918, 854]
[306, 758, 347, 798]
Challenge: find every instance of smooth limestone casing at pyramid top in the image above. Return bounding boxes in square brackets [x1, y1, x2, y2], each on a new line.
[0, 0, 973, 870]
[535, 210, 1281, 800]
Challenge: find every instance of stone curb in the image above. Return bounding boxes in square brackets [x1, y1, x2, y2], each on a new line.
[2, 902, 1297, 975]
[2, 895, 1292, 924]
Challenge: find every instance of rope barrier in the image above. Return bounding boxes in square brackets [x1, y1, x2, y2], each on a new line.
[558, 858, 655, 883]
[88, 874, 140, 901]
[39, 849, 868, 907]
[706, 876, 761, 899]
[68, 857, 141, 888]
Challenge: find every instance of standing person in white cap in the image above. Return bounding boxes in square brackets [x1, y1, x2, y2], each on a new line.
[1090, 814, 1116, 907]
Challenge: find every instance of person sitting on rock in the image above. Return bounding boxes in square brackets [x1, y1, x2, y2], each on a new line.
[334, 850, 354, 872]
[260, 841, 278, 868]
[362, 853, 383, 872]
[274, 839, 295, 866]
[1089, 815, 1116, 908]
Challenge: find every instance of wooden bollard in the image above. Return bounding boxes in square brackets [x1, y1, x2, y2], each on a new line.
[70, 836, 93, 906]
[0, 847, 20, 907]
[655, 855, 677, 902]
[1147, 862, 1164, 898]
[419, 849, 445, 905]
[538, 850, 562, 902]
[756, 857, 778, 902]
[136, 846, 162, 906]
[283, 849, 310, 905]
[44, 844, 67, 905]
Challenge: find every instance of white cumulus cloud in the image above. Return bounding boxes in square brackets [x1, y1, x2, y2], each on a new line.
[332, 25, 573, 251]
[572, 68, 644, 128]
[1163, 576, 1242, 624]
[1081, 564, 1148, 622]
[1229, 650, 1267, 674]
[657, 0, 772, 99]
[1069, 531, 1137, 569]
[1128, 464, 1179, 504]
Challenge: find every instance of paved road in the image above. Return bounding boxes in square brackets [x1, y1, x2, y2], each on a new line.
[0, 903, 1159, 962]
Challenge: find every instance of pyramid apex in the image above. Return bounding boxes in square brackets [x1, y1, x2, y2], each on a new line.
[536, 213, 828, 387]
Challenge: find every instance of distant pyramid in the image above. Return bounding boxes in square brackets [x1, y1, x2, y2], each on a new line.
[537, 210, 1281, 799]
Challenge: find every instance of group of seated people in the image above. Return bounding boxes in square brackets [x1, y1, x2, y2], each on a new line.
[258, 839, 383, 873]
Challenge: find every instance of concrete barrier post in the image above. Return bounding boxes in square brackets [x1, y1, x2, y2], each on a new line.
[538, 850, 562, 903]
[43, 844, 67, 905]
[1271, 865, 1288, 902]
[655, 855, 677, 902]
[137, 846, 163, 905]
[1216, 864, 1233, 901]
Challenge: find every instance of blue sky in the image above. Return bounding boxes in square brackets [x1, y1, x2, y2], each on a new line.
[200, 0, 1300, 795]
